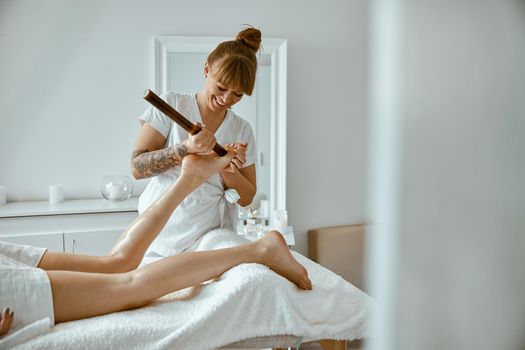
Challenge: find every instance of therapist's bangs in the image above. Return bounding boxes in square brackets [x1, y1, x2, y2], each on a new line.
[210, 56, 256, 96]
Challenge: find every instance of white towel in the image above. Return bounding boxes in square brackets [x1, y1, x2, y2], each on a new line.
[12, 229, 372, 350]
[0, 241, 54, 349]
[0, 318, 51, 349]
[0, 241, 47, 268]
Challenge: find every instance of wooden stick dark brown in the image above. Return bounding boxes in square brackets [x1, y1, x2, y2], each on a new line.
[143, 89, 228, 156]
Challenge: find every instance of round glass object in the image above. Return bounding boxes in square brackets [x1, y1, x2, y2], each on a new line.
[101, 175, 133, 201]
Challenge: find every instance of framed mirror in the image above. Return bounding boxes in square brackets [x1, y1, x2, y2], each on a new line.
[153, 36, 287, 216]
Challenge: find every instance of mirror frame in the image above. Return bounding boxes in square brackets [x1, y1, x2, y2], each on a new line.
[153, 36, 287, 214]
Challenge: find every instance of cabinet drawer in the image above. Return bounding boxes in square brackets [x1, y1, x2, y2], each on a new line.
[0, 232, 64, 252]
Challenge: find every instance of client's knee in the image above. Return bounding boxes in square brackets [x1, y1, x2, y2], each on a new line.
[103, 253, 141, 273]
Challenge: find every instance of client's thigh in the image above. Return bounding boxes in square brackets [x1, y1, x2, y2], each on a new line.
[46, 270, 142, 323]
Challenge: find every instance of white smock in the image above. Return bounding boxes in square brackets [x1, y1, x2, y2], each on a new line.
[0, 241, 54, 348]
[138, 92, 257, 257]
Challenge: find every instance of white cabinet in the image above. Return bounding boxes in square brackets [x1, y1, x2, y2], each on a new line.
[0, 232, 64, 252]
[64, 229, 122, 256]
[0, 199, 138, 256]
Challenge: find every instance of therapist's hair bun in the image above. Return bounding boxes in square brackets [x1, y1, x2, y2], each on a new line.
[235, 27, 262, 53]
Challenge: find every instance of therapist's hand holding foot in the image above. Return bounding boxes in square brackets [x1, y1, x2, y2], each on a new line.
[180, 149, 236, 182]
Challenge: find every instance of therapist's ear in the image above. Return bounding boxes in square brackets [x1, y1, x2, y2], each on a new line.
[204, 62, 210, 78]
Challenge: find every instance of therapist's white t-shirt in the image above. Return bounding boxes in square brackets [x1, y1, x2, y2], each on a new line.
[138, 92, 257, 256]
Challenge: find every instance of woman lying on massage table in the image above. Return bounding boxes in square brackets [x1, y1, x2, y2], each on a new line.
[0, 150, 311, 344]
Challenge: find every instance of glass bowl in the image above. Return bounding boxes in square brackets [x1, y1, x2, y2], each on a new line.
[101, 175, 133, 201]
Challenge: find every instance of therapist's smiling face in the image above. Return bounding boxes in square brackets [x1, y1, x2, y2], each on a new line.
[203, 66, 244, 113]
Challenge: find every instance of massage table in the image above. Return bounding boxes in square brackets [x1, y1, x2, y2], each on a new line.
[11, 228, 370, 350]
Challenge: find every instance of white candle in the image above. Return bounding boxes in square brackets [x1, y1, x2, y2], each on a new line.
[49, 184, 64, 204]
[259, 200, 269, 218]
[107, 182, 125, 200]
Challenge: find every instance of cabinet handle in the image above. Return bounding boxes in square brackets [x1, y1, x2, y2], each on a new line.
[72, 239, 76, 254]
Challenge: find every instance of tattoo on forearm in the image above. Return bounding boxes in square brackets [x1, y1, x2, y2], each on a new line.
[176, 143, 188, 158]
[131, 143, 188, 178]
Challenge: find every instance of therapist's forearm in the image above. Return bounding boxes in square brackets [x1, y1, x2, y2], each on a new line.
[220, 171, 256, 207]
[131, 144, 187, 179]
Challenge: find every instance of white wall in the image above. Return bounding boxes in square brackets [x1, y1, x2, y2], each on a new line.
[366, 1, 525, 349]
[0, 0, 368, 255]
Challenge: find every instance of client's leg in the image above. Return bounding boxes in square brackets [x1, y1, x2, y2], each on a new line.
[48, 231, 312, 323]
[38, 151, 235, 273]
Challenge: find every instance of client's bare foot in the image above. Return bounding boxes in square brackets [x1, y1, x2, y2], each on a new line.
[181, 150, 235, 181]
[256, 231, 312, 290]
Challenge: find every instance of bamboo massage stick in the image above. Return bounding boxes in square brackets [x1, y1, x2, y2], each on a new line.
[143, 89, 228, 156]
